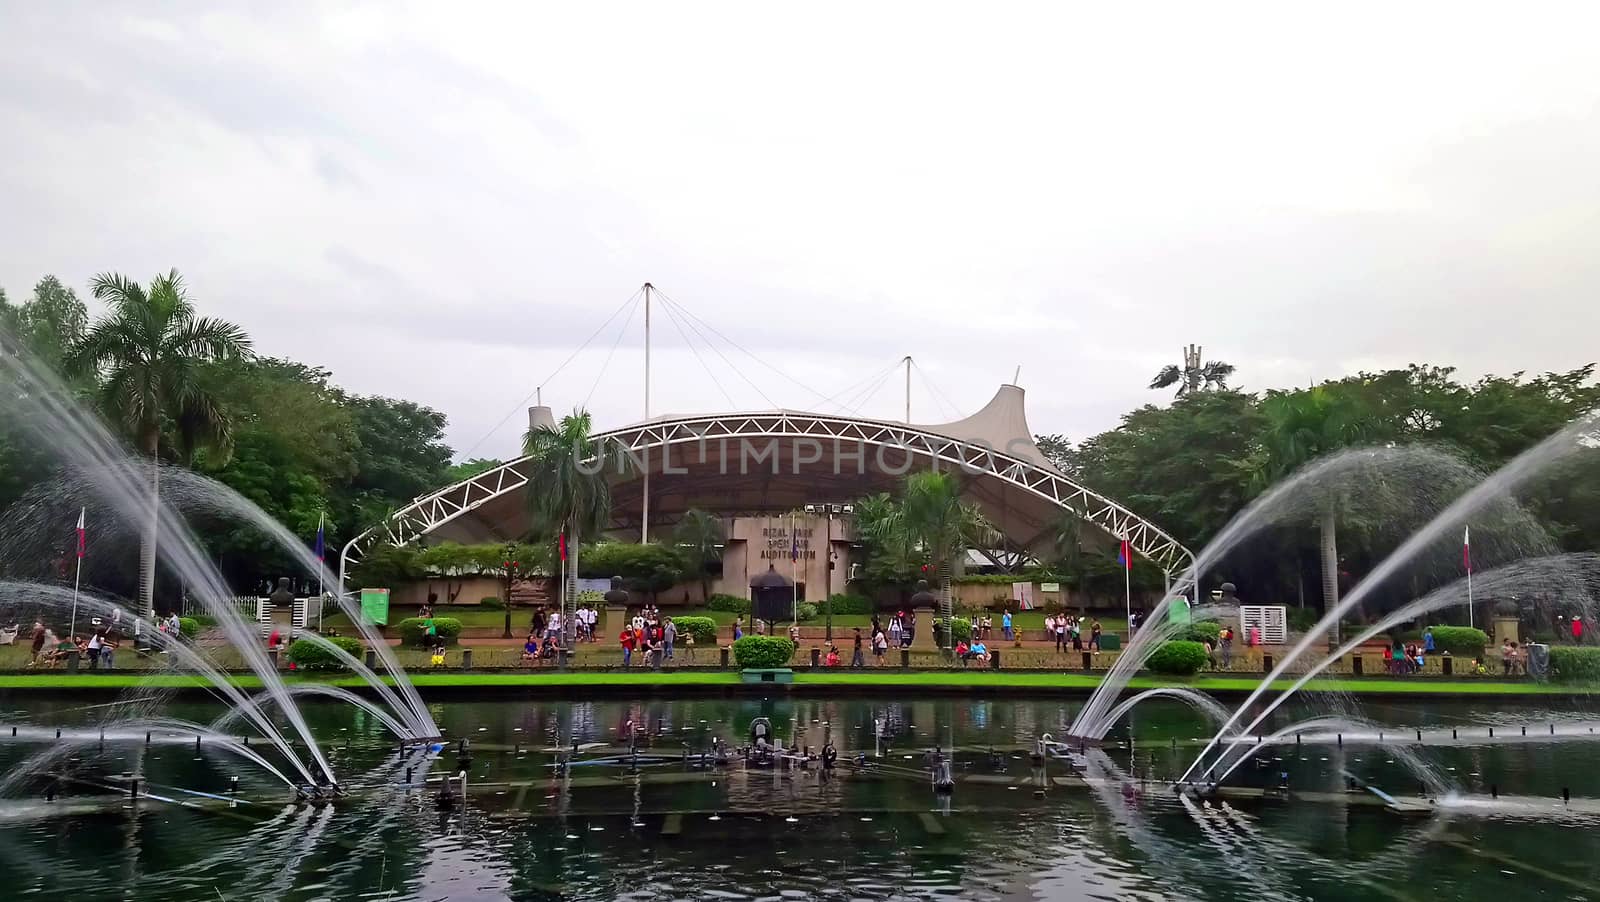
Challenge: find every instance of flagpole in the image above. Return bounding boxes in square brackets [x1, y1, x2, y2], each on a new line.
[790, 512, 798, 630]
[70, 508, 86, 638]
[1123, 538, 1132, 638]
[1464, 525, 1474, 630]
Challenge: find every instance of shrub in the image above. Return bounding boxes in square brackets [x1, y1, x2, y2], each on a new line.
[671, 616, 718, 645]
[1549, 646, 1600, 683]
[948, 616, 973, 643]
[1146, 641, 1209, 675]
[1180, 621, 1221, 644]
[286, 636, 364, 671]
[398, 616, 463, 646]
[1426, 626, 1488, 655]
[177, 617, 199, 639]
[796, 602, 818, 622]
[708, 594, 750, 614]
[732, 635, 795, 669]
[1286, 608, 1320, 633]
[825, 594, 873, 615]
[478, 596, 504, 610]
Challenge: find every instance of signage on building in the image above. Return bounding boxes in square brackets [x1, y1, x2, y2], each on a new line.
[758, 524, 819, 560]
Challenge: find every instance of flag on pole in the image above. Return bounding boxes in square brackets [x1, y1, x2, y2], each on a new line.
[790, 528, 800, 562]
[559, 532, 567, 561]
[1463, 525, 1471, 573]
[313, 514, 325, 562]
[1116, 538, 1131, 570]
[76, 508, 86, 559]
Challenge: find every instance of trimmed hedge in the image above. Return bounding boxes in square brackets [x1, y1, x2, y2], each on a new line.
[1549, 646, 1600, 683]
[1146, 641, 1209, 675]
[1426, 626, 1488, 655]
[478, 596, 504, 610]
[398, 617, 463, 647]
[177, 617, 199, 639]
[1180, 621, 1222, 644]
[708, 594, 750, 614]
[732, 635, 795, 669]
[286, 636, 364, 671]
[670, 616, 718, 645]
[825, 594, 874, 615]
[949, 617, 973, 643]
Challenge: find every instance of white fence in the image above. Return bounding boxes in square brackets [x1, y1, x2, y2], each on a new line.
[1239, 605, 1288, 645]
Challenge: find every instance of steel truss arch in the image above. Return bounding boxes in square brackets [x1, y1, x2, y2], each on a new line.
[339, 412, 1196, 590]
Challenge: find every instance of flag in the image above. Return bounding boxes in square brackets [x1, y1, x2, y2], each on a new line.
[559, 533, 567, 561]
[75, 508, 86, 559]
[313, 514, 325, 562]
[1116, 538, 1131, 570]
[790, 528, 799, 562]
[1463, 525, 1471, 573]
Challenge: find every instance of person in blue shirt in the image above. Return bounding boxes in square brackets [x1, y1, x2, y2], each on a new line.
[1423, 628, 1435, 654]
[970, 640, 989, 663]
[1001, 609, 1013, 642]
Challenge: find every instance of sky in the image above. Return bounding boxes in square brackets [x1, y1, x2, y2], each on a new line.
[3, 1, 1598, 462]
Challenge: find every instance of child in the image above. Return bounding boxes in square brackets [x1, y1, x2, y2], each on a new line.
[430, 649, 446, 667]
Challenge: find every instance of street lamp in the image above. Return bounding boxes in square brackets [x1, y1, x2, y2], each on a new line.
[805, 502, 854, 642]
[501, 542, 521, 639]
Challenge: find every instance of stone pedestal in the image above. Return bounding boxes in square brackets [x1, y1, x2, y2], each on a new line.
[1493, 615, 1519, 651]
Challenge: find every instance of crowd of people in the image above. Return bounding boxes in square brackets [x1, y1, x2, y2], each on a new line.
[617, 606, 678, 668]
[1041, 613, 1104, 652]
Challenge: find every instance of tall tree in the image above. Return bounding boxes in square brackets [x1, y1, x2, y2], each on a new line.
[1256, 385, 1377, 638]
[523, 410, 623, 641]
[671, 508, 726, 602]
[857, 470, 996, 640]
[1150, 343, 1235, 397]
[65, 270, 251, 615]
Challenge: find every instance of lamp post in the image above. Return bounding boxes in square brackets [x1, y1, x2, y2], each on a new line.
[806, 502, 853, 643]
[501, 542, 521, 639]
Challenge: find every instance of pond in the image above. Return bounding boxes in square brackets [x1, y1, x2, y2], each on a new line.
[2, 692, 1598, 900]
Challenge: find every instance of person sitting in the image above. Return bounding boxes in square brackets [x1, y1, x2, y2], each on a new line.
[429, 648, 446, 667]
[520, 633, 540, 666]
[970, 640, 989, 663]
[825, 646, 840, 667]
[955, 640, 971, 665]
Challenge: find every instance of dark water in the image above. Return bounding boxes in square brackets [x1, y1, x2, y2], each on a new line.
[2, 692, 1599, 901]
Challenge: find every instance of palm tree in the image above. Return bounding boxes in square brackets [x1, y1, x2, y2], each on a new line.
[1256, 386, 1374, 642]
[859, 471, 997, 644]
[672, 508, 725, 603]
[523, 410, 623, 642]
[66, 270, 251, 616]
[1150, 344, 1235, 397]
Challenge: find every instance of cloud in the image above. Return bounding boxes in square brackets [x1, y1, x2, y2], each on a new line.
[2, 1, 1598, 463]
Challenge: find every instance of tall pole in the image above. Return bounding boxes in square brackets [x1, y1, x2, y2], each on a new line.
[825, 508, 834, 643]
[903, 356, 911, 422]
[642, 282, 652, 543]
[316, 512, 325, 630]
[790, 510, 799, 629]
[1123, 536, 1132, 639]
[1466, 568, 1475, 630]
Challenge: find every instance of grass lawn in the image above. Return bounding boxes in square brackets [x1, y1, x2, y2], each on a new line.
[1, 669, 1593, 696]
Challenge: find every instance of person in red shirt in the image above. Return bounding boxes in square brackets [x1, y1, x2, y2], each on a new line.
[1573, 616, 1585, 644]
[619, 627, 637, 666]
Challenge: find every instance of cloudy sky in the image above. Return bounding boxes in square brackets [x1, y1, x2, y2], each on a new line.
[3, 1, 1597, 461]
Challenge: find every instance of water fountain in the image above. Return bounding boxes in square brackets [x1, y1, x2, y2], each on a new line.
[0, 336, 437, 798]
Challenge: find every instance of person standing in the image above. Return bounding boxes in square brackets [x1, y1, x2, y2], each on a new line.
[1220, 626, 1233, 669]
[664, 617, 677, 661]
[1574, 616, 1585, 645]
[547, 609, 562, 644]
[733, 616, 744, 642]
[86, 630, 104, 669]
[619, 625, 636, 666]
[905, 612, 916, 648]
[872, 626, 888, 665]
[1002, 609, 1013, 642]
[531, 607, 547, 639]
[851, 627, 865, 669]
[1089, 619, 1102, 652]
[1058, 616, 1070, 652]
[888, 616, 903, 649]
[30, 621, 46, 666]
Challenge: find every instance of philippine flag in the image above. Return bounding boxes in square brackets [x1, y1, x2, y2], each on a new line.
[1116, 538, 1131, 570]
[76, 508, 86, 559]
